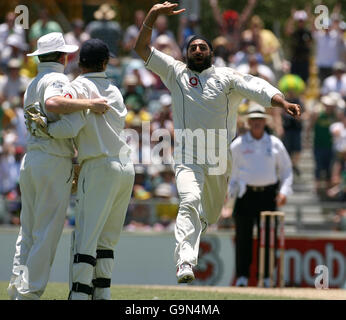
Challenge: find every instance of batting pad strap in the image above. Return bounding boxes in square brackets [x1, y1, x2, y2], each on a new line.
[92, 278, 111, 288]
[72, 282, 94, 295]
[96, 249, 114, 259]
[74, 253, 96, 266]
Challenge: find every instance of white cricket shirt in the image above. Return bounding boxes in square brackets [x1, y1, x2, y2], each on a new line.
[145, 48, 283, 153]
[230, 131, 293, 196]
[23, 62, 75, 158]
[47, 72, 130, 164]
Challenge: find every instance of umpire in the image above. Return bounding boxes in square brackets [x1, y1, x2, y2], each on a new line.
[229, 103, 293, 287]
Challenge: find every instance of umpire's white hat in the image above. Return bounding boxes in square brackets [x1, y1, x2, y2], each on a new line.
[27, 32, 78, 56]
[246, 103, 270, 119]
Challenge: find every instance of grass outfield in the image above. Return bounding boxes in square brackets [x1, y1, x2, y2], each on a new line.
[0, 282, 306, 300]
[0, 282, 324, 300]
[2, 282, 345, 300]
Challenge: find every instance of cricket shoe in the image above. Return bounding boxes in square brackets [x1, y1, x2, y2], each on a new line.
[176, 263, 195, 284]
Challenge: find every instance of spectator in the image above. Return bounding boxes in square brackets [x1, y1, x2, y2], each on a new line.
[208, 0, 257, 53]
[0, 12, 26, 52]
[0, 59, 30, 101]
[245, 15, 282, 67]
[321, 61, 346, 99]
[178, 13, 200, 49]
[329, 106, 346, 199]
[285, 9, 313, 83]
[86, 4, 122, 57]
[123, 10, 146, 58]
[122, 74, 151, 128]
[237, 53, 276, 84]
[0, 140, 18, 196]
[64, 19, 90, 75]
[28, 9, 63, 48]
[233, 32, 264, 67]
[151, 94, 174, 135]
[212, 36, 232, 68]
[151, 15, 176, 43]
[153, 181, 178, 231]
[125, 165, 152, 230]
[308, 94, 339, 197]
[0, 33, 28, 70]
[153, 34, 182, 61]
[278, 74, 306, 176]
[313, 19, 345, 83]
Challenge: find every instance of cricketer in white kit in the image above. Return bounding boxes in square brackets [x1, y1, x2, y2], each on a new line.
[134, 2, 301, 283]
[36, 39, 135, 300]
[7, 33, 110, 300]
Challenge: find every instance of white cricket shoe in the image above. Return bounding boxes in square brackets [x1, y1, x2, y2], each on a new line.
[235, 276, 248, 287]
[7, 282, 18, 300]
[177, 263, 195, 284]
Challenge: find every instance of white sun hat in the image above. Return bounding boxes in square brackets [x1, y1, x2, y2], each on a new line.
[27, 32, 79, 57]
[246, 103, 271, 119]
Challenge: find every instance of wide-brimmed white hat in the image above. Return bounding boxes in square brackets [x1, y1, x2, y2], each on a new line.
[246, 103, 270, 119]
[27, 32, 78, 57]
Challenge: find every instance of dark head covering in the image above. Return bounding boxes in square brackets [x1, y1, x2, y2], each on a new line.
[186, 35, 214, 53]
[79, 38, 114, 66]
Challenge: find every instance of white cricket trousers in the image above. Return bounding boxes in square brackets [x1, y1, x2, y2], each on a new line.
[69, 156, 134, 300]
[8, 150, 73, 300]
[174, 156, 232, 268]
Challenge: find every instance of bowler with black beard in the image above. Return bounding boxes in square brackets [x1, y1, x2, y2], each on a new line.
[134, 2, 301, 284]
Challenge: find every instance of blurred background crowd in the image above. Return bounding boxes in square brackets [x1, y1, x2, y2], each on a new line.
[0, 0, 345, 231]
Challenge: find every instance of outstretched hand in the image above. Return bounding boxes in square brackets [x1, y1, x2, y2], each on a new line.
[153, 2, 186, 16]
[283, 101, 301, 119]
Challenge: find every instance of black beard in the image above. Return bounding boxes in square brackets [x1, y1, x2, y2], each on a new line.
[187, 55, 212, 73]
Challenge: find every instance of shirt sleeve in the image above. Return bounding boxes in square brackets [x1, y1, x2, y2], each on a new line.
[43, 74, 71, 103]
[47, 84, 86, 138]
[230, 70, 283, 107]
[47, 111, 86, 139]
[275, 139, 293, 196]
[144, 47, 180, 89]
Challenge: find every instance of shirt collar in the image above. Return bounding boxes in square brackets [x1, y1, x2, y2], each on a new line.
[187, 65, 215, 76]
[37, 62, 65, 74]
[245, 131, 269, 142]
[80, 72, 107, 79]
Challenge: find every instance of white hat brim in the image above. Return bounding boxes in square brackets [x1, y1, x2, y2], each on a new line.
[27, 44, 79, 56]
[247, 113, 270, 119]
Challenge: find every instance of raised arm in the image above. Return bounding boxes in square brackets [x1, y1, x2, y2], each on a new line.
[134, 2, 185, 62]
[45, 96, 110, 114]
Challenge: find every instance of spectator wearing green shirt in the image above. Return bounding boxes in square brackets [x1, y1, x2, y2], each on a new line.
[308, 94, 339, 197]
[29, 9, 63, 49]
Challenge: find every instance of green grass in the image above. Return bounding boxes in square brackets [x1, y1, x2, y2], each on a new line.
[0, 282, 300, 300]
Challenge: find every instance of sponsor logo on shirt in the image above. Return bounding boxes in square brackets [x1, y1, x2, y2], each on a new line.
[64, 93, 72, 99]
[189, 77, 198, 87]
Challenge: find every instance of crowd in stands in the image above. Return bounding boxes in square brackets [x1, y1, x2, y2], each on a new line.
[0, 1, 345, 230]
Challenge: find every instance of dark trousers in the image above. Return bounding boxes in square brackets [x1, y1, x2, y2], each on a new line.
[234, 183, 278, 279]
